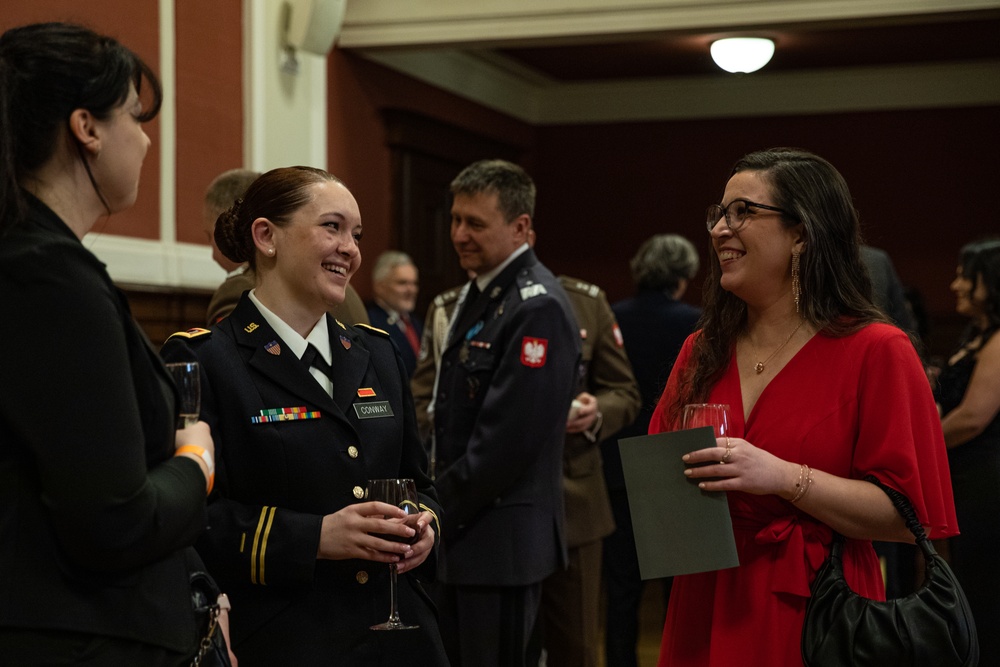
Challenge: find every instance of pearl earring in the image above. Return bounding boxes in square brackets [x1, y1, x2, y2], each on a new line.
[267, 248, 275, 256]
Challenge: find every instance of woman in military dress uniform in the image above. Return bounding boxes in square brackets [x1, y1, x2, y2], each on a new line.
[162, 167, 448, 666]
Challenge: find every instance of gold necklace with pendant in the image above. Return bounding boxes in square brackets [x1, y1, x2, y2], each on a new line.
[749, 319, 805, 374]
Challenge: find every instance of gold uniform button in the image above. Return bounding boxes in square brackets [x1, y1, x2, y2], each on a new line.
[356, 571, 369, 584]
[353, 486, 365, 499]
[347, 446, 359, 459]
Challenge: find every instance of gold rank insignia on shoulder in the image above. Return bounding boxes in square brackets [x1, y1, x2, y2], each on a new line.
[167, 327, 211, 341]
[356, 323, 390, 337]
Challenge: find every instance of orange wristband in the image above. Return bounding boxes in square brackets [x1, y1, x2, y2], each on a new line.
[175, 445, 215, 495]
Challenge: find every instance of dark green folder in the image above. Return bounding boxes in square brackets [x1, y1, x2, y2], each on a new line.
[618, 427, 739, 579]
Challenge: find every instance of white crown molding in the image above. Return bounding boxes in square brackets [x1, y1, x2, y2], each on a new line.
[339, 0, 1000, 48]
[81, 234, 225, 291]
[358, 49, 1000, 123]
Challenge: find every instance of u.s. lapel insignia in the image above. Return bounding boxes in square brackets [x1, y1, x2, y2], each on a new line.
[490, 286, 502, 299]
[245, 322, 259, 333]
[340, 335, 351, 350]
[264, 340, 281, 355]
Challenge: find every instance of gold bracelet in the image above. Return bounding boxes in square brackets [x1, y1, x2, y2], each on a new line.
[790, 463, 813, 504]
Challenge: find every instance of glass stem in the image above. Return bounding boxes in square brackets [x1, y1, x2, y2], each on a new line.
[387, 562, 401, 624]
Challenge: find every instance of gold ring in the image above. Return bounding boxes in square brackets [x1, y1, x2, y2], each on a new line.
[722, 436, 733, 462]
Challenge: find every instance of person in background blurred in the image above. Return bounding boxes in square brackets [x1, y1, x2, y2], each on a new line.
[366, 250, 423, 377]
[204, 168, 260, 325]
[860, 245, 916, 334]
[203, 168, 368, 327]
[935, 237, 1000, 658]
[0, 22, 218, 665]
[602, 233, 700, 667]
[650, 148, 956, 666]
[530, 270, 640, 667]
[162, 166, 449, 666]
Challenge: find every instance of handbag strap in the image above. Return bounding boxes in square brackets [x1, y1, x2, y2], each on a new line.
[830, 475, 935, 560]
[862, 474, 930, 544]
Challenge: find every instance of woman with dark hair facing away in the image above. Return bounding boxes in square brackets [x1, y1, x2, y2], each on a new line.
[935, 238, 1000, 657]
[161, 167, 449, 666]
[0, 22, 219, 665]
[648, 148, 957, 665]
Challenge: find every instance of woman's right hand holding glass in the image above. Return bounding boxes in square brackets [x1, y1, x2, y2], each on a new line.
[317, 501, 416, 562]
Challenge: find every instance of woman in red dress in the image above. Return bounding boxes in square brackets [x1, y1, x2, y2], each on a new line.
[650, 148, 957, 666]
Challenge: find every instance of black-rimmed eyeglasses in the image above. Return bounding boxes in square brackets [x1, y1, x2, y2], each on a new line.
[705, 199, 796, 233]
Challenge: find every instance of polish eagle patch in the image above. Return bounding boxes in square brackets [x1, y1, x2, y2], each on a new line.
[520, 337, 549, 368]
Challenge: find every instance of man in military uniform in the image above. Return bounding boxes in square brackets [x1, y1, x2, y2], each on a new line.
[429, 159, 580, 667]
[201, 168, 368, 327]
[413, 261, 640, 667]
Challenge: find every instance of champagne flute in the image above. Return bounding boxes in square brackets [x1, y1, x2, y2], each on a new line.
[681, 403, 731, 437]
[166, 362, 200, 428]
[367, 478, 420, 631]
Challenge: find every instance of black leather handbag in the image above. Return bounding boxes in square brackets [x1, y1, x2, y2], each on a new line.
[189, 571, 233, 667]
[802, 475, 978, 666]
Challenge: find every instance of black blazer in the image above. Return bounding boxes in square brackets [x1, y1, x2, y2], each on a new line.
[433, 248, 580, 586]
[162, 295, 448, 667]
[0, 195, 207, 653]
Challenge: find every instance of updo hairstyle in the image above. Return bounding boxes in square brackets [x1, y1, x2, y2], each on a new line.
[214, 166, 344, 269]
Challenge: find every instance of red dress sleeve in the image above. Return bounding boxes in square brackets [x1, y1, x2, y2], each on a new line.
[853, 325, 958, 538]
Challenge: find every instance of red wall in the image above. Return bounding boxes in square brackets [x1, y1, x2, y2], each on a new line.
[174, 1, 244, 244]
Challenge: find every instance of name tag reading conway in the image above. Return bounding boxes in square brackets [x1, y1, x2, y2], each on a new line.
[353, 401, 394, 419]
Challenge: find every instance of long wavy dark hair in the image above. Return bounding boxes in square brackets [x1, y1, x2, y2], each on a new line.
[665, 148, 889, 427]
[0, 22, 161, 235]
[955, 237, 1000, 349]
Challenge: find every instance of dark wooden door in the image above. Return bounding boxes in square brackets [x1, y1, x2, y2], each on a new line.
[383, 109, 524, 318]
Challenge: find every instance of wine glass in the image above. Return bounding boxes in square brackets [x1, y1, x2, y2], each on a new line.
[681, 403, 731, 437]
[166, 362, 200, 428]
[367, 478, 420, 631]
